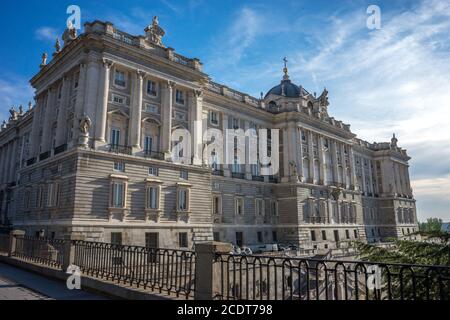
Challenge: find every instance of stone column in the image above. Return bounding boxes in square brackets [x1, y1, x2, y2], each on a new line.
[94, 59, 114, 147]
[222, 114, 230, 177]
[72, 63, 87, 147]
[288, 123, 299, 182]
[282, 128, 290, 182]
[62, 234, 85, 271]
[340, 143, 350, 189]
[129, 70, 145, 152]
[368, 160, 374, 195]
[244, 121, 252, 180]
[189, 90, 203, 166]
[8, 230, 25, 257]
[318, 135, 326, 185]
[161, 80, 174, 159]
[308, 131, 315, 184]
[83, 58, 101, 144]
[331, 141, 339, 184]
[349, 147, 357, 190]
[55, 76, 71, 147]
[298, 128, 304, 181]
[41, 89, 55, 153]
[361, 159, 367, 195]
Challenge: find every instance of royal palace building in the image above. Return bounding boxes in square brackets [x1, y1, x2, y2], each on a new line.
[0, 18, 418, 251]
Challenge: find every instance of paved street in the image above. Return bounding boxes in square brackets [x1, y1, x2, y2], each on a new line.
[0, 263, 108, 300]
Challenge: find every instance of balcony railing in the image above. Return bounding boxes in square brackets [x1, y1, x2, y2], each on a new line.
[26, 157, 36, 166]
[108, 144, 132, 155]
[268, 176, 279, 183]
[54, 144, 67, 155]
[39, 151, 51, 161]
[252, 176, 264, 182]
[144, 150, 165, 160]
[232, 172, 245, 180]
[212, 170, 224, 176]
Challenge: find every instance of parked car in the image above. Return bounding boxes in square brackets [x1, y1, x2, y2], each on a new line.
[241, 247, 253, 255]
[230, 245, 241, 255]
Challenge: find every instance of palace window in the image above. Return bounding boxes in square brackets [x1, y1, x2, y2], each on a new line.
[148, 167, 159, 177]
[114, 162, 125, 172]
[110, 128, 121, 146]
[255, 199, 264, 216]
[235, 197, 244, 215]
[175, 89, 185, 105]
[144, 104, 159, 114]
[177, 188, 189, 212]
[47, 182, 60, 208]
[111, 233, 122, 245]
[272, 231, 278, 242]
[180, 171, 188, 180]
[322, 230, 327, 241]
[257, 232, 263, 243]
[147, 80, 157, 97]
[311, 230, 316, 241]
[144, 136, 153, 153]
[179, 232, 188, 248]
[232, 118, 239, 130]
[112, 94, 125, 105]
[111, 181, 126, 208]
[212, 195, 222, 215]
[210, 111, 219, 126]
[114, 70, 126, 87]
[146, 185, 160, 210]
[271, 200, 278, 216]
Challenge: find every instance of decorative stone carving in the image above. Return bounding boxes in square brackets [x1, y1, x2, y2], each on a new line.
[9, 107, 18, 121]
[1, 120, 6, 129]
[78, 113, 92, 147]
[28, 102, 33, 111]
[331, 187, 342, 201]
[62, 24, 77, 46]
[318, 88, 329, 107]
[391, 133, 398, 149]
[40, 53, 48, 68]
[144, 16, 165, 47]
[18, 105, 24, 116]
[54, 38, 61, 54]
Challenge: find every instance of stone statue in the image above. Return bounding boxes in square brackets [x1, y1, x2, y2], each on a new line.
[28, 102, 33, 111]
[391, 133, 398, 148]
[79, 113, 92, 135]
[55, 38, 61, 53]
[9, 107, 18, 121]
[290, 161, 300, 182]
[62, 23, 77, 46]
[78, 113, 92, 147]
[40, 53, 48, 68]
[145, 16, 165, 46]
[331, 187, 342, 201]
[318, 88, 329, 107]
[1, 120, 6, 129]
[18, 105, 24, 116]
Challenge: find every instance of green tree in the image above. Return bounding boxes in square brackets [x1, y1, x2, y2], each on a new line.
[419, 218, 443, 233]
[355, 240, 450, 300]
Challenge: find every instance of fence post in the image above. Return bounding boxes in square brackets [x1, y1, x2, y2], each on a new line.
[9, 230, 25, 257]
[194, 241, 232, 300]
[62, 233, 85, 272]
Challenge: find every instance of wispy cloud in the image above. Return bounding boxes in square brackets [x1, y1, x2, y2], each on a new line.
[35, 26, 59, 41]
[0, 75, 34, 122]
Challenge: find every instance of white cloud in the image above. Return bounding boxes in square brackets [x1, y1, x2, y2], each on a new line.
[0, 76, 34, 122]
[35, 26, 59, 41]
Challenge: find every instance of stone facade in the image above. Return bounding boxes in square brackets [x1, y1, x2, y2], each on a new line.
[0, 19, 418, 251]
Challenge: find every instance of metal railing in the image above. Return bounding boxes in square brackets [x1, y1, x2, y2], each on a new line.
[54, 144, 67, 155]
[144, 150, 165, 160]
[214, 254, 450, 300]
[108, 144, 132, 155]
[13, 237, 65, 269]
[73, 241, 196, 298]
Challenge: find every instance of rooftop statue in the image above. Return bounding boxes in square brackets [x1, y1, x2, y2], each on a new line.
[145, 16, 165, 47]
[9, 107, 18, 121]
[40, 53, 48, 68]
[79, 113, 92, 135]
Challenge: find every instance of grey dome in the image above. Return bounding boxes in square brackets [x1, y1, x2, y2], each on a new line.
[265, 79, 301, 98]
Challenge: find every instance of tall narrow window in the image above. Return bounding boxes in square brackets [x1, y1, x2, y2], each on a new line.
[210, 111, 219, 126]
[177, 188, 189, 211]
[147, 80, 157, 96]
[235, 197, 244, 215]
[212, 195, 221, 215]
[111, 232, 122, 245]
[147, 186, 159, 210]
[179, 232, 188, 248]
[144, 136, 153, 153]
[255, 199, 264, 216]
[175, 90, 185, 105]
[111, 182, 125, 208]
[114, 70, 126, 87]
[111, 128, 120, 146]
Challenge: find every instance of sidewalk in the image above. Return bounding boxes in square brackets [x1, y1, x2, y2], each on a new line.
[0, 263, 108, 300]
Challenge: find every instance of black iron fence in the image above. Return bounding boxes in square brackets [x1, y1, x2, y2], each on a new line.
[214, 254, 450, 300]
[73, 241, 196, 298]
[13, 236, 65, 269]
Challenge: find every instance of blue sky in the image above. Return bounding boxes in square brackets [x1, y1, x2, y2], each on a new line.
[1, 0, 449, 221]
